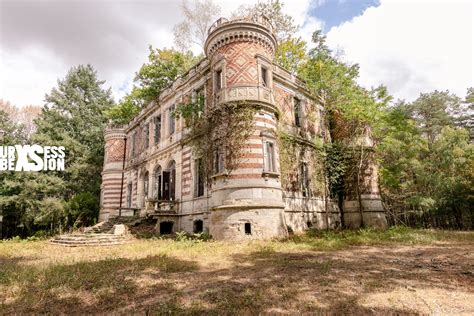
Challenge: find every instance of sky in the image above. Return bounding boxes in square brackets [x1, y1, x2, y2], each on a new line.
[0, 0, 472, 108]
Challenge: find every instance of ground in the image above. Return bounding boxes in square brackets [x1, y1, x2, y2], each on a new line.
[0, 227, 473, 314]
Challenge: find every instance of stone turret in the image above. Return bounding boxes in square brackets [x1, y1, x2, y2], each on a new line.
[332, 114, 388, 229]
[100, 126, 126, 221]
[205, 16, 288, 239]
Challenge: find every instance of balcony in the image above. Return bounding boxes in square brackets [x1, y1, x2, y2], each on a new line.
[214, 86, 275, 107]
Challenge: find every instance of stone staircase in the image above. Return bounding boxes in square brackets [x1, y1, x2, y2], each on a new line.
[49, 232, 130, 247]
[49, 217, 143, 247]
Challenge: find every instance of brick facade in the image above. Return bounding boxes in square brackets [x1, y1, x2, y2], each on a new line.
[100, 16, 387, 239]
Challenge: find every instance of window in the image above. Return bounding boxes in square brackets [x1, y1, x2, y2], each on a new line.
[154, 116, 161, 144]
[244, 223, 252, 235]
[154, 166, 162, 200]
[215, 69, 222, 90]
[160, 221, 173, 234]
[195, 158, 205, 197]
[144, 124, 149, 149]
[131, 132, 137, 157]
[214, 150, 225, 174]
[300, 162, 310, 197]
[261, 66, 268, 87]
[168, 106, 175, 135]
[294, 97, 301, 127]
[127, 183, 132, 208]
[193, 220, 203, 233]
[143, 171, 149, 199]
[162, 161, 176, 201]
[263, 141, 276, 172]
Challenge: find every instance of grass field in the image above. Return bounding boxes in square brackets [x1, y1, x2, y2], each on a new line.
[1, 227, 473, 314]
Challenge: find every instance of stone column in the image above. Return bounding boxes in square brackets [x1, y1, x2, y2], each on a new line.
[100, 127, 126, 221]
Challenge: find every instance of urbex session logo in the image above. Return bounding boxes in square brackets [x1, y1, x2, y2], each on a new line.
[0, 145, 65, 171]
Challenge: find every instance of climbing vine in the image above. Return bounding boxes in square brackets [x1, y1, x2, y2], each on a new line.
[277, 129, 326, 197]
[174, 97, 257, 180]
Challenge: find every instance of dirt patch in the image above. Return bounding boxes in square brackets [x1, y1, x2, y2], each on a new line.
[1, 238, 473, 314]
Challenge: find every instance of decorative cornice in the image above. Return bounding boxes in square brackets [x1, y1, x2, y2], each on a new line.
[205, 18, 277, 58]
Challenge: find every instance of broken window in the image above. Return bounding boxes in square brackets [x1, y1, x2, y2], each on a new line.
[263, 141, 276, 172]
[193, 220, 204, 233]
[154, 166, 162, 200]
[300, 162, 310, 197]
[168, 105, 175, 135]
[294, 97, 301, 127]
[127, 182, 132, 208]
[131, 132, 137, 157]
[160, 221, 173, 234]
[154, 116, 161, 144]
[261, 66, 268, 87]
[245, 223, 252, 235]
[143, 171, 149, 199]
[195, 158, 205, 197]
[162, 161, 176, 201]
[215, 69, 222, 90]
[214, 150, 225, 174]
[144, 124, 149, 149]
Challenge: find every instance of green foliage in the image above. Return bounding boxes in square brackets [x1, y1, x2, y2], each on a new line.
[379, 93, 473, 228]
[233, 0, 298, 42]
[174, 99, 257, 178]
[135, 47, 199, 102]
[0, 65, 113, 237]
[66, 192, 99, 228]
[275, 37, 307, 73]
[107, 47, 199, 125]
[409, 90, 461, 147]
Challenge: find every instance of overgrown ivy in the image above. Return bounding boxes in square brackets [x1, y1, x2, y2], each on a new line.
[174, 97, 257, 181]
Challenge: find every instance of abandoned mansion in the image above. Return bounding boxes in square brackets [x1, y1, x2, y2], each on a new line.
[100, 16, 387, 239]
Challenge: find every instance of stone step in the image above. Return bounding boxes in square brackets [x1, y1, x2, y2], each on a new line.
[50, 237, 126, 242]
[49, 241, 126, 247]
[49, 232, 131, 247]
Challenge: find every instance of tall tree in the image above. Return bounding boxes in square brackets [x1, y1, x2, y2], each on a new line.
[107, 47, 199, 124]
[173, 0, 221, 52]
[409, 90, 461, 148]
[233, 0, 298, 42]
[0, 65, 114, 237]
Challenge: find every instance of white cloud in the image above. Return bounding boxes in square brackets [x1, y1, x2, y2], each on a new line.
[325, 0, 473, 101]
[0, 0, 319, 108]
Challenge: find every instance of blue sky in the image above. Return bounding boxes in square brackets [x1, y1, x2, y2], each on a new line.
[311, 0, 381, 31]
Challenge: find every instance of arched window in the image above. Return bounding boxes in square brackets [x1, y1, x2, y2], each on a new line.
[154, 166, 162, 200]
[162, 160, 176, 201]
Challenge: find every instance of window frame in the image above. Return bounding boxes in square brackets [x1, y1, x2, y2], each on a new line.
[300, 161, 310, 197]
[263, 140, 276, 173]
[144, 123, 149, 149]
[294, 97, 302, 128]
[215, 69, 222, 91]
[168, 105, 175, 135]
[194, 158, 205, 198]
[154, 115, 161, 145]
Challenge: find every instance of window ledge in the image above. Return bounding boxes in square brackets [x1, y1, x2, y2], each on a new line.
[211, 172, 228, 179]
[262, 171, 280, 178]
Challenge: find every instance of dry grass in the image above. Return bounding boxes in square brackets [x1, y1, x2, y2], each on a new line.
[1, 227, 473, 314]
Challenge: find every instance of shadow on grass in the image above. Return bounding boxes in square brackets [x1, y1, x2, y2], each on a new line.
[1, 235, 472, 314]
[0, 254, 198, 314]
